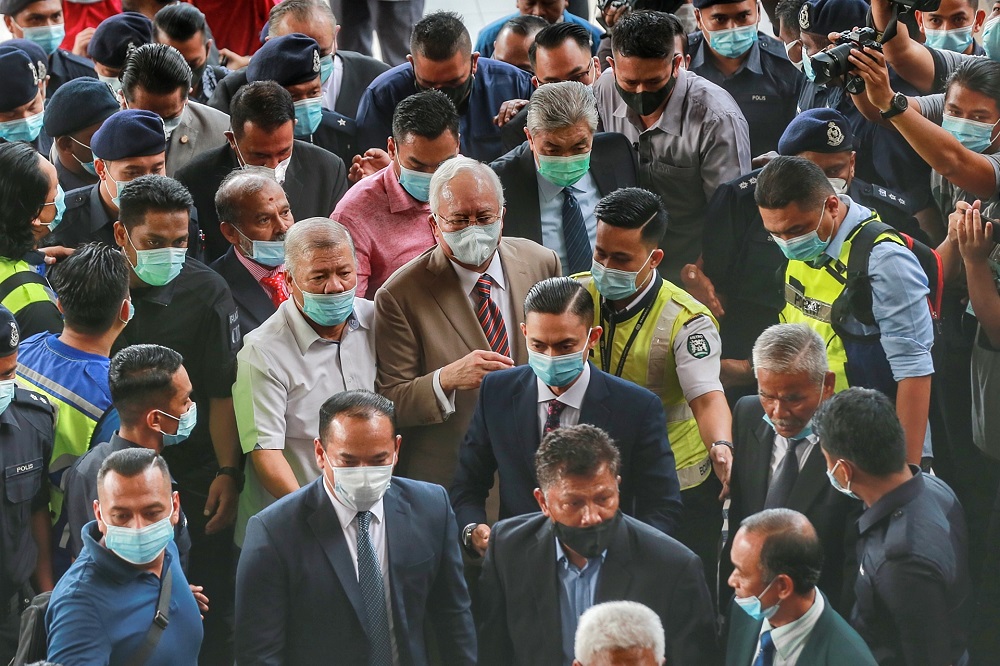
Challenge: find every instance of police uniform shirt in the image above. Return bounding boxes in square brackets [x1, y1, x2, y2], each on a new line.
[852, 467, 971, 665]
[53, 154, 97, 194]
[688, 32, 805, 157]
[46, 49, 97, 98]
[300, 108, 357, 173]
[47, 185, 114, 249]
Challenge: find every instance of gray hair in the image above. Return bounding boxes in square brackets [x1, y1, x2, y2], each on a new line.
[268, 0, 336, 34]
[428, 156, 505, 216]
[574, 601, 665, 665]
[214, 167, 280, 227]
[752, 323, 828, 383]
[526, 80, 599, 134]
[284, 217, 355, 277]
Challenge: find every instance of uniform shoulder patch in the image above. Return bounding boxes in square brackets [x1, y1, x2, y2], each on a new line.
[863, 183, 909, 211]
[686, 332, 711, 358]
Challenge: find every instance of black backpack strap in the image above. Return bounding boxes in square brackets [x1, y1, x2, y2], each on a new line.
[126, 563, 173, 666]
[0, 270, 48, 304]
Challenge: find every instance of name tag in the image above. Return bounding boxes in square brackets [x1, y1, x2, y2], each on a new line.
[752, 95, 768, 102]
[5, 458, 42, 478]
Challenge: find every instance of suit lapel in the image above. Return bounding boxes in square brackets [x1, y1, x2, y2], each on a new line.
[498, 240, 533, 364]
[511, 368, 541, 463]
[595, 517, 633, 602]
[524, 521, 563, 663]
[517, 148, 543, 244]
[746, 419, 775, 512]
[589, 136, 617, 197]
[167, 107, 200, 173]
[786, 444, 829, 512]
[727, 606, 765, 666]
[220, 248, 275, 324]
[384, 486, 411, 662]
[426, 247, 489, 354]
[578, 365, 612, 430]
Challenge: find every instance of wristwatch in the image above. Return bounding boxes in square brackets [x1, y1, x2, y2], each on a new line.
[711, 440, 734, 452]
[462, 523, 480, 557]
[880, 92, 908, 120]
[216, 466, 245, 492]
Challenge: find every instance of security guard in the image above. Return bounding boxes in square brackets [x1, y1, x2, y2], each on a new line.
[575, 187, 733, 589]
[0, 306, 54, 664]
[43, 77, 121, 193]
[246, 33, 357, 169]
[688, 0, 804, 157]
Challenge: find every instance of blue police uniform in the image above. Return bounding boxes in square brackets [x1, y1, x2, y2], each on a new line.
[474, 11, 603, 57]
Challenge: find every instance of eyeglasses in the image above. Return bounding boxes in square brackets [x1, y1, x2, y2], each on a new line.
[434, 213, 502, 231]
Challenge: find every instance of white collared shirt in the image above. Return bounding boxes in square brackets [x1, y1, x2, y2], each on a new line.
[756, 590, 825, 665]
[536, 362, 591, 439]
[768, 432, 819, 484]
[321, 52, 344, 111]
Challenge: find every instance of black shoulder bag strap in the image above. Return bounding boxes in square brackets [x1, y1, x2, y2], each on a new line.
[126, 563, 173, 666]
[0, 270, 48, 304]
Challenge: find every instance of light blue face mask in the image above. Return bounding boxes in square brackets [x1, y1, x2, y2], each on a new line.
[70, 136, 98, 176]
[18, 23, 65, 56]
[826, 459, 860, 500]
[102, 166, 129, 208]
[942, 114, 1000, 153]
[296, 284, 356, 326]
[40, 185, 67, 232]
[121, 298, 135, 324]
[707, 23, 759, 59]
[0, 380, 15, 415]
[734, 578, 780, 621]
[591, 252, 654, 301]
[0, 110, 44, 143]
[124, 228, 187, 286]
[397, 157, 433, 202]
[802, 50, 817, 82]
[527, 334, 590, 388]
[103, 507, 175, 565]
[319, 53, 334, 84]
[162, 112, 182, 140]
[924, 26, 974, 53]
[98, 74, 122, 94]
[771, 206, 830, 262]
[762, 412, 814, 440]
[158, 402, 197, 447]
[985, 17, 1000, 61]
[293, 97, 323, 137]
[235, 227, 285, 267]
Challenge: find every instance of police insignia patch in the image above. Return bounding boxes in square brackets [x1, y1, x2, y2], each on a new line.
[827, 122, 844, 147]
[9, 325, 18, 348]
[798, 3, 811, 30]
[313, 50, 321, 73]
[687, 333, 710, 358]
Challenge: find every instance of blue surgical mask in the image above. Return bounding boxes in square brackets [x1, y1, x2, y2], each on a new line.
[985, 16, 1000, 61]
[0, 379, 14, 415]
[734, 579, 780, 621]
[527, 334, 590, 388]
[99, 74, 122, 94]
[591, 252, 654, 301]
[771, 206, 830, 262]
[235, 227, 285, 267]
[103, 167, 128, 208]
[802, 50, 817, 82]
[439, 218, 502, 267]
[293, 97, 323, 137]
[40, 185, 66, 232]
[396, 157, 433, 202]
[73, 153, 98, 176]
[124, 228, 187, 286]
[157, 402, 197, 447]
[319, 53, 334, 84]
[0, 110, 44, 143]
[296, 284, 356, 326]
[18, 23, 65, 56]
[762, 412, 814, 440]
[162, 113, 182, 140]
[103, 508, 175, 565]
[924, 26, 974, 53]
[942, 114, 1000, 153]
[826, 459, 860, 500]
[707, 23, 759, 59]
[121, 298, 135, 324]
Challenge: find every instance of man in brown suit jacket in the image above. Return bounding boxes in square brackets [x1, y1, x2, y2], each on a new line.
[375, 156, 561, 487]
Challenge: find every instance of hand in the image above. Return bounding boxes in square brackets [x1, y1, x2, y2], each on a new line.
[947, 200, 975, 245]
[601, 3, 629, 29]
[471, 523, 491, 557]
[203, 474, 238, 534]
[439, 350, 515, 392]
[720, 359, 755, 389]
[751, 151, 779, 169]
[680, 263, 725, 318]
[189, 584, 210, 619]
[38, 245, 74, 264]
[956, 200, 995, 265]
[494, 99, 528, 127]
[348, 149, 391, 183]
[710, 444, 732, 500]
[218, 48, 250, 70]
[846, 46, 895, 112]
[72, 27, 95, 57]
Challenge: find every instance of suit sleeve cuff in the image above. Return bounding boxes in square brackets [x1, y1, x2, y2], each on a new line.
[433, 368, 457, 419]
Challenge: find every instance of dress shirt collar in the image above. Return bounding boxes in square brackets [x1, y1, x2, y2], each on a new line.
[322, 473, 386, 529]
[690, 36, 764, 76]
[762, 589, 825, 661]
[234, 247, 285, 283]
[87, 183, 112, 233]
[613, 67, 690, 137]
[554, 535, 607, 568]
[450, 249, 507, 298]
[280, 297, 366, 356]
[537, 361, 591, 409]
[858, 465, 924, 534]
[80, 519, 175, 585]
[817, 195, 873, 265]
[382, 163, 431, 215]
[775, 431, 819, 449]
[536, 165, 572, 203]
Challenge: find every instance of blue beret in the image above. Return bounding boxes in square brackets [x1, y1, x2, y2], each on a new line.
[89, 12, 154, 69]
[778, 108, 854, 156]
[693, 0, 747, 9]
[0, 305, 18, 357]
[5, 38, 47, 74]
[0, 45, 42, 112]
[247, 33, 322, 87]
[91, 109, 166, 160]
[798, 0, 869, 36]
[0, 0, 35, 15]
[44, 77, 121, 137]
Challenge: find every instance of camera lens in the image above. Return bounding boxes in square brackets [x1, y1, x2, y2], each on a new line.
[810, 43, 853, 86]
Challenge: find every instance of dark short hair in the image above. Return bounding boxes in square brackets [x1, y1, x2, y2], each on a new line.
[109, 344, 184, 424]
[500, 14, 548, 38]
[97, 447, 171, 491]
[230, 80, 295, 138]
[775, 0, 806, 36]
[595, 187, 668, 247]
[523, 277, 594, 325]
[664, 12, 688, 56]
[0, 142, 48, 258]
[611, 10, 677, 60]
[391, 89, 460, 144]
[118, 174, 194, 231]
[318, 390, 396, 443]
[121, 43, 192, 101]
[529, 21, 592, 69]
[813, 387, 907, 476]
[947, 58, 1000, 109]
[535, 424, 621, 490]
[740, 508, 824, 594]
[153, 2, 208, 43]
[410, 11, 471, 60]
[268, 0, 335, 35]
[49, 243, 130, 335]
[754, 155, 834, 211]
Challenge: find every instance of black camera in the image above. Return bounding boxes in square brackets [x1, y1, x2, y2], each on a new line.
[889, 0, 940, 10]
[809, 27, 882, 94]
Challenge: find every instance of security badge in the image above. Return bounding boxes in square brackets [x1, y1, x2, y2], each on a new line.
[686, 333, 711, 359]
[827, 122, 845, 147]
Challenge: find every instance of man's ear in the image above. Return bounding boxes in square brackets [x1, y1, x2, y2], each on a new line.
[533, 487, 550, 516]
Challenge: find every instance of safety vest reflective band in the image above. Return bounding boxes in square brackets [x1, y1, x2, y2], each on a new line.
[779, 213, 901, 393]
[579, 274, 717, 490]
[0, 257, 55, 317]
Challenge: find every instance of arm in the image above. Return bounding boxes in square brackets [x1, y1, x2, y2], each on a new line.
[429, 487, 477, 666]
[955, 204, 1000, 346]
[250, 450, 301, 499]
[448, 385, 499, 545]
[206, 396, 240, 533]
[46, 593, 112, 665]
[868, 0, 938, 93]
[31, 507, 53, 592]
[876, 558, 956, 666]
[234, 516, 288, 666]
[896, 376, 932, 465]
[335, 211, 372, 299]
[355, 86, 395, 160]
[691, 392, 734, 493]
[474, 524, 515, 666]
[699, 112, 752, 203]
[631, 393, 683, 536]
[62, 465, 91, 558]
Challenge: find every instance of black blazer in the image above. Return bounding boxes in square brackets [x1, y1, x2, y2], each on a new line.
[207, 50, 390, 117]
[208, 246, 277, 338]
[449, 363, 683, 537]
[721, 396, 862, 614]
[478, 512, 721, 666]
[489, 132, 639, 244]
[175, 140, 348, 262]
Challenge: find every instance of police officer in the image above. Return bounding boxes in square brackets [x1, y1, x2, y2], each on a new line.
[0, 305, 55, 664]
[246, 33, 356, 169]
[87, 11, 154, 92]
[43, 77, 121, 193]
[0, 41, 48, 154]
[688, 0, 804, 157]
[0, 0, 97, 97]
[576, 187, 734, 590]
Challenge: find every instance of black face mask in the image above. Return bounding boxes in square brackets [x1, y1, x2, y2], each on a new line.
[615, 74, 676, 117]
[418, 71, 475, 111]
[553, 510, 622, 559]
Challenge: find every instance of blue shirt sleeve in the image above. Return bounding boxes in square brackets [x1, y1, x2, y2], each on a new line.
[46, 588, 112, 666]
[869, 241, 935, 379]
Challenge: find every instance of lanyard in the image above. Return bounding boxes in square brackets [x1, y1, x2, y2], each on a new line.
[599, 297, 657, 377]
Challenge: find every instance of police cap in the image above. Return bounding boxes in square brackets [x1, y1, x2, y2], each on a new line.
[0, 45, 42, 113]
[91, 109, 166, 160]
[5, 38, 47, 75]
[0, 305, 19, 357]
[44, 77, 121, 138]
[798, 0, 869, 36]
[0, 0, 37, 15]
[89, 12, 154, 69]
[693, 0, 748, 9]
[247, 33, 322, 87]
[778, 108, 854, 155]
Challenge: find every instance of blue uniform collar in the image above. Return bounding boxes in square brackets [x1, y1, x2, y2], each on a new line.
[816, 194, 873, 265]
[858, 465, 925, 535]
[79, 519, 175, 585]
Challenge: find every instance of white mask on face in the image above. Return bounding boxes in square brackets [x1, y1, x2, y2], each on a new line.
[323, 452, 395, 512]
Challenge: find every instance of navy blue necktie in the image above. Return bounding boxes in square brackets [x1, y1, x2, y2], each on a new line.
[764, 437, 807, 509]
[357, 511, 392, 666]
[753, 630, 776, 666]
[561, 187, 592, 274]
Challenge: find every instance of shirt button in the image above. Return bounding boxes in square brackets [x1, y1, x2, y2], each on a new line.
[893, 510, 903, 518]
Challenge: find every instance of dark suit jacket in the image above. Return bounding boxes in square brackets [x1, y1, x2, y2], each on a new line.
[207, 50, 390, 117]
[725, 592, 877, 666]
[236, 477, 477, 666]
[208, 246, 276, 338]
[721, 397, 862, 614]
[175, 140, 348, 262]
[478, 512, 720, 666]
[489, 133, 638, 245]
[450, 363, 683, 537]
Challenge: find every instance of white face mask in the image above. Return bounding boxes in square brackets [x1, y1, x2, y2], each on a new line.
[323, 452, 395, 512]
[827, 177, 848, 194]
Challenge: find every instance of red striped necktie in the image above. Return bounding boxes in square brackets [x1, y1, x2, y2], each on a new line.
[476, 275, 510, 357]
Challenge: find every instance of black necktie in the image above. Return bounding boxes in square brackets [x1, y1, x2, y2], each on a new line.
[764, 438, 806, 509]
[561, 187, 592, 274]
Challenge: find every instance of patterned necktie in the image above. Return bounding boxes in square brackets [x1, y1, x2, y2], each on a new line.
[544, 400, 566, 435]
[356, 511, 392, 666]
[561, 187, 592, 275]
[475, 275, 510, 357]
[764, 437, 807, 509]
[753, 629, 776, 666]
[260, 271, 289, 308]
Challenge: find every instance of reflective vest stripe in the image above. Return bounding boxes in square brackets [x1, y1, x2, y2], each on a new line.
[0, 258, 55, 315]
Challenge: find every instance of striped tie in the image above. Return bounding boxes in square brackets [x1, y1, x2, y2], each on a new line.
[476, 275, 510, 357]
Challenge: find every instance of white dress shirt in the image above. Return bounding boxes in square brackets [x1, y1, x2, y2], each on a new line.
[321, 53, 345, 112]
[756, 590, 825, 665]
[536, 362, 591, 439]
[768, 432, 819, 484]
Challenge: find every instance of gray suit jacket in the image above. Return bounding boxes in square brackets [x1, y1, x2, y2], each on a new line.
[166, 101, 230, 177]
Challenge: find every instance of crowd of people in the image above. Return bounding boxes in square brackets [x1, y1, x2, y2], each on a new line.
[0, 0, 998, 664]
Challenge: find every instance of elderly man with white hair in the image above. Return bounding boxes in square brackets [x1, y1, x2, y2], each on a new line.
[574, 601, 666, 666]
[232, 216, 376, 546]
[375, 155, 560, 487]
